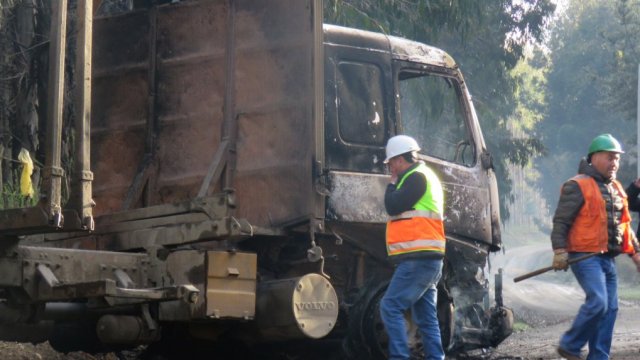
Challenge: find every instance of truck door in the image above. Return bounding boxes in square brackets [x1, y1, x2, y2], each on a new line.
[323, 37, 392, 174]
[323, 32, 394, 223]
[396, 64, 496, 247]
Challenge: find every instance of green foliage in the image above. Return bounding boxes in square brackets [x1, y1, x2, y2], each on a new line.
[0, 171, 36, 210]
[600, 0, 640, 122]
[534, 0, 639, 211]
[323, 0, 482, 41]
[512, 321, 531, 332]
[324, 0, 556, 220]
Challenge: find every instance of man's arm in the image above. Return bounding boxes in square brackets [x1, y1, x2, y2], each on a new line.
[626, 179, 640, 212]
[550, 180, 584, 250]
[627, 207, 640, 271]
[384, 172, 426, 216]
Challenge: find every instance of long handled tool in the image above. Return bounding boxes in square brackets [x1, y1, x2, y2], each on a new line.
[513, 252, 601, 283]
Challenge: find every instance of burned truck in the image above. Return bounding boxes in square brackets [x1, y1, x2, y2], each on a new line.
[0, 0, 512, 358]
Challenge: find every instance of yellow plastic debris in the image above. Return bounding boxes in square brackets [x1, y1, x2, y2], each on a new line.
[18, 148, 34, 198]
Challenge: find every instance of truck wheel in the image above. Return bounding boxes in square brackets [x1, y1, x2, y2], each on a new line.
[342, 281, 386, 360]
[344, 281, 454, 360]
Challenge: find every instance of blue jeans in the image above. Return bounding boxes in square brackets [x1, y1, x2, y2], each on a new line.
[560, 253, 618, 360]
[380, 258, 444, 360]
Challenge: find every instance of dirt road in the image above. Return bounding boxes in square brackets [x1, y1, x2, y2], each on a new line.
[492, 305, 640, 359]
[489, 244, 640, 359]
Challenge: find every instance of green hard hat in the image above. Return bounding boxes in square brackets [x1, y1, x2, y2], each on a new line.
[588, 134, 624, 154]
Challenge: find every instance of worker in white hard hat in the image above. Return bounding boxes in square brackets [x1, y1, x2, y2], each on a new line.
[380, 135, 446, 360]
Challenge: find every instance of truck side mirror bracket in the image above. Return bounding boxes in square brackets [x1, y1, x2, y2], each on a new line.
[481, 151, 494, 170]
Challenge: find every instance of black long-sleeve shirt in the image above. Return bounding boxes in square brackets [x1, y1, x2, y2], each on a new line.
[384, 163, 426, 216]
[384, 162, 443, 262]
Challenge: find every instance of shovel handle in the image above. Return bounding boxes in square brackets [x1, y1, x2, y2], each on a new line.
[513, 252, 601, 283]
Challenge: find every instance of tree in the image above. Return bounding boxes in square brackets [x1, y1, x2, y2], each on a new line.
[324, 0, 555, 219]
[600, 0, 640, 123]
[535, 0, 635, 212]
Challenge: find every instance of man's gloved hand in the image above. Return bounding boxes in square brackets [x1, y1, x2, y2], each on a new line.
[552, 250, 569, 271]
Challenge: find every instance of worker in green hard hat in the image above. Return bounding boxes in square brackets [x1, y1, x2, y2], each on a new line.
[549, 133, 640, 359]
[587, 133, 624, 165]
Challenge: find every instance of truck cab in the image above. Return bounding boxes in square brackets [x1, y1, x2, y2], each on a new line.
[323, 25, 500, 247]
[321, 25, 508, 356]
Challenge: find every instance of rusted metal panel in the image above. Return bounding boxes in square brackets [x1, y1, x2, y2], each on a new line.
[228, 0, 317, 226]
[92, 10, 150, 215]
[326, 165, 492, 244]
[161, 250, 206, 320]
[441, 173, 492, 243]
[326, 172, 388, 223]
[0, 207, 53, 236]
[154, 1, 226, 205]
[6, 246, 148, 302]
[90, 0, 319, 229]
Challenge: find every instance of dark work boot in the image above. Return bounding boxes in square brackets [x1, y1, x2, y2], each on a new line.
[557, 346, 583, 360]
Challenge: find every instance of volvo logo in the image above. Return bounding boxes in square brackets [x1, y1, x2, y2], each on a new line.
[295, 301, 337, 311]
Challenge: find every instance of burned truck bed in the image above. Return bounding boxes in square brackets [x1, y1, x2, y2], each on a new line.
[91, 0, 318, 227]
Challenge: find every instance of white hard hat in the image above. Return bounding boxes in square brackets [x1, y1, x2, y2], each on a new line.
[384, 135, 421, 163]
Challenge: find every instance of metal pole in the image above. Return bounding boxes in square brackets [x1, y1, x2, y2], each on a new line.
[42, 0, 68, 228]
[637, 64, 639, 177]
[71, 0, 94, 231]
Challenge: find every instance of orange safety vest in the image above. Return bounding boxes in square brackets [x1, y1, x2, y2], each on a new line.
[386, 163, 446, 257]
[567, 175, 634, 254]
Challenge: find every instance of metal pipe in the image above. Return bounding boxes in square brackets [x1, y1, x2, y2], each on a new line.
[42, 0, 68, 228]
[70, 0, 95, 231]
[42, 302, 137, 321]
[96, 315, 159, 344]
[41, 302, 87, 321]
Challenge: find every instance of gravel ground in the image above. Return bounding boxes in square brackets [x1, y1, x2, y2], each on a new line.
[488, 244, 640, 359]
[491, 304, 640, 360]
[0, 342, 117, 360]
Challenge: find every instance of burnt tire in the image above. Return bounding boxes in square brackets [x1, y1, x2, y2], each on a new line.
[343, 281, 454, 360]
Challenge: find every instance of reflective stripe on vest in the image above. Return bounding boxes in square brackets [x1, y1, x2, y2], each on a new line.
[567, 175, 634, 254]
[386, 163, 446, 256]
[389, 209, 443, 221]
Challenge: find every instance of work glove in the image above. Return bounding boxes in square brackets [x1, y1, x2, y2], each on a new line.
[552, 252, 569, 271]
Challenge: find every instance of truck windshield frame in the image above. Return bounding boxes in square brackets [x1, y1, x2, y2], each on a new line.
[397, 68, 476, 167]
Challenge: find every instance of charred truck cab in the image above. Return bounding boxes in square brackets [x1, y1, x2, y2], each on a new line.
[322, 25, 510, 356]
[0, 0, 511, 358]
